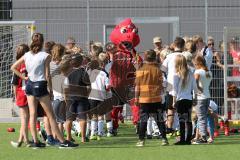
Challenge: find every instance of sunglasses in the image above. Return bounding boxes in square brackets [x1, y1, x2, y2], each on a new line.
[208, 43, 214, 46]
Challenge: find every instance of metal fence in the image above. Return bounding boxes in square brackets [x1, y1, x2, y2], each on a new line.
[1, 0, 240, 117]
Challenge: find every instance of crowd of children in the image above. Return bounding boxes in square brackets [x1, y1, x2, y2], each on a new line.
[10, 33, 226, 149]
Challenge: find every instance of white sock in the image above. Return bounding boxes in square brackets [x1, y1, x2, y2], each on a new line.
[152, 119, 159, 133]
[173, 113, 180, 130]
[147, 117, 153, 135]
[90, 120, 97, 136]
[98, 120, 104, 136]
[86, 120, 91, 137]
[106, 121, 113, 132]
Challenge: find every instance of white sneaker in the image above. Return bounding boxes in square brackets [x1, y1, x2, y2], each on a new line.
[107, 132, 113, 137]
[10, 141, 22, 148]
[136, 140, 145, 147]
[207, 138, 214, 144]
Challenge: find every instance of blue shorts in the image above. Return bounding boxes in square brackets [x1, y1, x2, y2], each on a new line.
[25, 80, 49, 98]
[66, 99, 89, 120]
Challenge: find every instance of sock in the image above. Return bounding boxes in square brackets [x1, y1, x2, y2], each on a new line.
[152, 119, 160, 134]
[106, 120, 113, 133]
[86, 120, 91, 137]
[90, 120, 97, 136]
[98, 120, 104, 136]
[147, 118, 153, 135]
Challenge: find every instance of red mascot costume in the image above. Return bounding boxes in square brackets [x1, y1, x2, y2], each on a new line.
[109, 18, 142, 135]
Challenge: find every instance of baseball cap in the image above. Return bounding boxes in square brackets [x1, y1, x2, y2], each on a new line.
[66, 37, 76, 44]
[153, 36, 162, 43]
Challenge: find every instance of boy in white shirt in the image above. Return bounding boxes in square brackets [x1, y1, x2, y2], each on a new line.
[161, 37, 185, 134]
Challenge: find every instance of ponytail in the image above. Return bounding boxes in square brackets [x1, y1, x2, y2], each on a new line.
[30, 33, 44, 54]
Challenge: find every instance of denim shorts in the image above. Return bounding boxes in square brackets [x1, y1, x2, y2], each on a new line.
[25, 80, 49, 98]
[52, 99, 66, 123]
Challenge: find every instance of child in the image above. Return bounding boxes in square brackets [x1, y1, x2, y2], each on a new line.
[135, 49, 168, 147]
[10, 44, 30, 148]
[172, 54, 197, 145]
[49, 44, 66, 145]
[62, 53, 91, 143]
[192, 55, 212, 144]
[87, 58, 111, 140]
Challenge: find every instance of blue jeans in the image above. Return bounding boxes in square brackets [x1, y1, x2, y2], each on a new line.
[195, 98, 210, 137]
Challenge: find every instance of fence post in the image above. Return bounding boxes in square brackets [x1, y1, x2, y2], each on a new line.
[205, 0, 208, 42]
[87, 0, 90, 52]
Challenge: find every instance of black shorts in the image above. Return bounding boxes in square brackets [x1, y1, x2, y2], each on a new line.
[174, 99, 192, 122]
[174, 99, 192, 113]
[140, 102, 163, 113]
[165, 94, 174, 110]
[25, 80, 49, 98]
[52, 99, 66, 123]
[66, 99, 89, 120]
[88, 99, 103, 116]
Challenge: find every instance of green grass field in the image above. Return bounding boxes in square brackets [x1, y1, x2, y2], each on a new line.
[1, 123, 240, 160]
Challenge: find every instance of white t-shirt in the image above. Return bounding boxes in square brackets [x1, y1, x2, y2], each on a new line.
[209, 100, 218, 112]
[88, 69, 112, 101]
[50, 61, 64, 101]
[172, 71, 197, 101]
[24, 51, 49, 82]
[161, 52, 182, 95]
[194, 69, 212, 99]
[201, 47, 213, 70]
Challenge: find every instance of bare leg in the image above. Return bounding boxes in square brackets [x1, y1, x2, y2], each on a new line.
[39, 96, 65, 143]
[21, 107, 30, 143]
[167, 109, 174, 130]
[43, 116, 52, 136]
[27, 96, 38, 143]
[65, 120, 73, 141]
[79, 120, 86, 143]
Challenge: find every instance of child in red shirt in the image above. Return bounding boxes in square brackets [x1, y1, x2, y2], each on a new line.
[10, 44, 30, 148]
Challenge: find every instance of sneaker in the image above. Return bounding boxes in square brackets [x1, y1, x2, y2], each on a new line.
[59, 140, 79, 149]
[30, 142, 46, 149]
[161, 138, 169, 146]
[152, 132, 160, 137]
[10, 141, 22, 148]
[207, 138, 214, 144]
[146, 135, 153, 139]
[107, 132, 113, 137]
[192, 138, 208, 145]
[175, 130, 181, 136]
[39, 130, 47, 142]
[46, 139, 60, 146]
[90, 135, 97, 140]
[174, 141, 186, 145]
[97, 136, 101, 141]
[85, 137, 89, 142]
[112, 129, 118, 136]
[136, 140, 145, 147]
[166, 133, 174, 139]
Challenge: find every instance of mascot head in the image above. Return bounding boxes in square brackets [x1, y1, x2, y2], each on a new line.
[110, 18, 140, 51]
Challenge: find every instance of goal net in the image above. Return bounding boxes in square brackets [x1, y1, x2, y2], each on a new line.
[0, 21, 35, 118]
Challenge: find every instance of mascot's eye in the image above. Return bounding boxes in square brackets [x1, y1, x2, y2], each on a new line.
[132, 28, 138, 34]
[120, 28, 127, 34]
